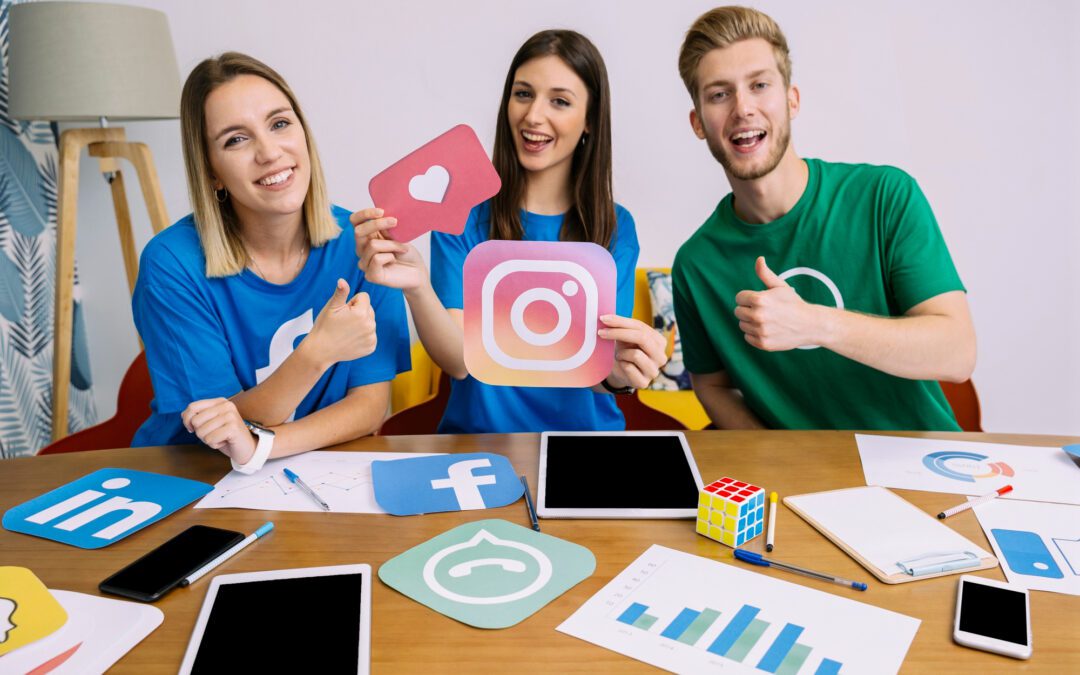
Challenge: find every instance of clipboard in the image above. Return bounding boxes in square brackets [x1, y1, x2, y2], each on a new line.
[784, 486, 998, 584]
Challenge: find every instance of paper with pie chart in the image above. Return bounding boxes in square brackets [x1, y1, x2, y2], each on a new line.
[368, 124, 501, 242]
[855, 435, 1080, 505]
[0, 590, 163, 673]
[971, 498, 1080, 596]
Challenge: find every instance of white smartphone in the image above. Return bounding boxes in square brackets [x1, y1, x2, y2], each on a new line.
[953, 575, 1032, 659]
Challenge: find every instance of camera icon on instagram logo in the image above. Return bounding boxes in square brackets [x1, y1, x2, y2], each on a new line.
[463, 241, 616, 387]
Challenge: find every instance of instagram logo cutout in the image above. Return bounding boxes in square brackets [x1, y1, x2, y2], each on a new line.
[463, 241, 616, 387]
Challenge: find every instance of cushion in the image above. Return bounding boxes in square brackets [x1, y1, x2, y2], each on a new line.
[645, 271, 692, 391]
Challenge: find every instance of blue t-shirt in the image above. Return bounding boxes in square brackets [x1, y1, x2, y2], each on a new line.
[430, 201, 639, 433]
[131, 206, 411, 446]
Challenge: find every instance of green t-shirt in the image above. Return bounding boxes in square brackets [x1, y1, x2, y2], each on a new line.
[672, 159, 963, 431]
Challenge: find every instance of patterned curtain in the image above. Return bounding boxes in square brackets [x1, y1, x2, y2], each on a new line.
[0, 0, 97, 458]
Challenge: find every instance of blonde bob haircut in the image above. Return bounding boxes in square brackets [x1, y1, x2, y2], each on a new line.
[180, 52, 338, 278]
[678, 6, 792, 105]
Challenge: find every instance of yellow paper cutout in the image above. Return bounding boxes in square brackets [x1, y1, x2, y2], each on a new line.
[0, 567, 67, 656]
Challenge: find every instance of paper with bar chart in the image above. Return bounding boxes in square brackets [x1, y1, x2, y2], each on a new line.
[195, 451, 437, 513]
[856, 435, 1080, 505]
[558, 545, 919, 674]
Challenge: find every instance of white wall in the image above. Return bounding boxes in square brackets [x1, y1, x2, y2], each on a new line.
[69, 0, 1080, 435]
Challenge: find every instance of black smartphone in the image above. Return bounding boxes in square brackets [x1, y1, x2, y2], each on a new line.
[100, 525, 244, 602]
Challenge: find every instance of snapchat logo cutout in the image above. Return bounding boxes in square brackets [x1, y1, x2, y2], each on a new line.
[0, 567, 67, 656]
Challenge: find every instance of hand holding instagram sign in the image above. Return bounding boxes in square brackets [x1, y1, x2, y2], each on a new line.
[368, 125, 501, 242]
[464, 241, 616, 387]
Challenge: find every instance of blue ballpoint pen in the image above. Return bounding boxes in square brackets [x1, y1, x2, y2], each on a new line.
[283, 467, 330, 511]
[733, 549, 867, 591]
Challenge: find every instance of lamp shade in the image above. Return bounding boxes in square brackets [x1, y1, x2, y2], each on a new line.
[9, 2, 181, 121]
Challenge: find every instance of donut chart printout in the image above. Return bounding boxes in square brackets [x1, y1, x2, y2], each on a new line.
[855, 435, 1080, 506]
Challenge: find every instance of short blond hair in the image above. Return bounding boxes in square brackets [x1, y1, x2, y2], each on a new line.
[678, 6, 792, 105]
[180, 52, 338, 278]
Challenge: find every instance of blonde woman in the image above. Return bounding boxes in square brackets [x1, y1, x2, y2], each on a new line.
[132, 53, 409, 472]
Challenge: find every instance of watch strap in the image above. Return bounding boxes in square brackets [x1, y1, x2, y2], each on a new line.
[601, 377, 636, 395]
[231, 422, 274, 474]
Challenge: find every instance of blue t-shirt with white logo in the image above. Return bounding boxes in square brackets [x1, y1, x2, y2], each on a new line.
[131, 206, 411, 446]
[430, 201, 639, 433]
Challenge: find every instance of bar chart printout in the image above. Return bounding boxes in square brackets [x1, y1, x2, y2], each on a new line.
[558, 545, 920, 674]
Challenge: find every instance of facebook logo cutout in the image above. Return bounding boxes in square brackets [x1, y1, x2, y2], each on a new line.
[2, 468, 212, 549]
[371, 453, 524, 516]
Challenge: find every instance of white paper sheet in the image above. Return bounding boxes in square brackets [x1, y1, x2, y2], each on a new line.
[971, 498, 1080, 596]
[0, 590, 163, 674]
[856, 435, 1080, 505]
[558, 545, 920, 674]
[785, 487, 991, 578]
[195, 451, 438, 513]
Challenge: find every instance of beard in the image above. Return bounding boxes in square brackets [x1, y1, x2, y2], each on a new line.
[705, 116, 791, 181]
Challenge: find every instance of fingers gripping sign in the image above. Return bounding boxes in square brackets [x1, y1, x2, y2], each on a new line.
[734, 256, 824, 352]
[597, 314, 670, 390]
[351, 207, 429, 290]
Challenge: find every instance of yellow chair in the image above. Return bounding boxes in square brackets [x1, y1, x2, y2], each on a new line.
[390, 340, 442, 414]
[633, 268, 711, 430]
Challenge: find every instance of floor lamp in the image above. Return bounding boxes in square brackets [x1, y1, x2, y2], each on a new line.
[9, 2, 181, 441]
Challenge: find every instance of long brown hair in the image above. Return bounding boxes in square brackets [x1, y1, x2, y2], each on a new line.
[179, 52, 337, 277]
[490, 30, 616, 248]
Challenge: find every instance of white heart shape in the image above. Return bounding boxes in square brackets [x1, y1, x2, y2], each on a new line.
[408, 165, 450, 203]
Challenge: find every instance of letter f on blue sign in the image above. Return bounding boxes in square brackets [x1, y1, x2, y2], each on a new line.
[431, 459, 497, 509]
[371, 453, 524, 516]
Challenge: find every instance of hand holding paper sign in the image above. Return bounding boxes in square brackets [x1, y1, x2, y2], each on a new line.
[597, 314, 669, 390]
[368, 124, 501, 242]
[352, 208, 430, 291]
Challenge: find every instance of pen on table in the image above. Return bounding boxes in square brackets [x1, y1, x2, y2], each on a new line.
[181, 522, 274, 587]
[937, 485, 1013, 519]
[520, 475, 540, 532]
[283, 467, 330, 511]
[733, 549, 867, 591]
[766, 491, 778, 552]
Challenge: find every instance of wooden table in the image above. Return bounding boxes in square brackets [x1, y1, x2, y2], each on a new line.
[2, 431, 1077, 673]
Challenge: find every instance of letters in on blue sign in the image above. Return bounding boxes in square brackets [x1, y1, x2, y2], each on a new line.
[372, 453, 524, 516]
[2, 468, 213, 549]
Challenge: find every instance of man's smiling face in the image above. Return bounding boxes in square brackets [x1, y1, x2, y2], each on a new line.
[690, 38, 800, 181]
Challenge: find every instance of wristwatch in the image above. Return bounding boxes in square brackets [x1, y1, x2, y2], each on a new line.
[231, 420, 275, 475]
[600, 377, 636, 396]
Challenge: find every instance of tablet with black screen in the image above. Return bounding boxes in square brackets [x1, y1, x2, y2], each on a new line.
[179, 564, 370, 675]
[537, 431, 703, 518]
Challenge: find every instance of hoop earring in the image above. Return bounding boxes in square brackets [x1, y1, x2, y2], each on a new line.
[215, 187, 228, 203]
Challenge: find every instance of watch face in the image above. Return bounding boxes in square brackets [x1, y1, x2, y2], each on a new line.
[244, 420, 275, 437]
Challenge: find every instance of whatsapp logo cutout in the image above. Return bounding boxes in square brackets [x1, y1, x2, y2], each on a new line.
[380, 519, 595, 628]
[424, 528, 553, 604]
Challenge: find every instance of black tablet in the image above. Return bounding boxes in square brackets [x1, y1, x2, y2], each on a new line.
[537, 431, 703, 518]
[179, 565, 371, 675]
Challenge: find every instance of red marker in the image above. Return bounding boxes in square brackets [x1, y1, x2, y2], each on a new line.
[937, 485, 1014, 519]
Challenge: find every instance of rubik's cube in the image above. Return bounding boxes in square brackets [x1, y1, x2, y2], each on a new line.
[696, 477, 765, 547]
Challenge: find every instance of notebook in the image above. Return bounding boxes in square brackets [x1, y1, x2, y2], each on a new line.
[785, 486, 997, 583]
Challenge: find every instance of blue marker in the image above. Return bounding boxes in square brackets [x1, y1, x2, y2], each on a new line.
[283, 467, 330, 511]
[733, 549, 868, 591]
[181, 522, 275, 586]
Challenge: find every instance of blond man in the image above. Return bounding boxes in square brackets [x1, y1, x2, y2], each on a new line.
[672, 6, 976, 430]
